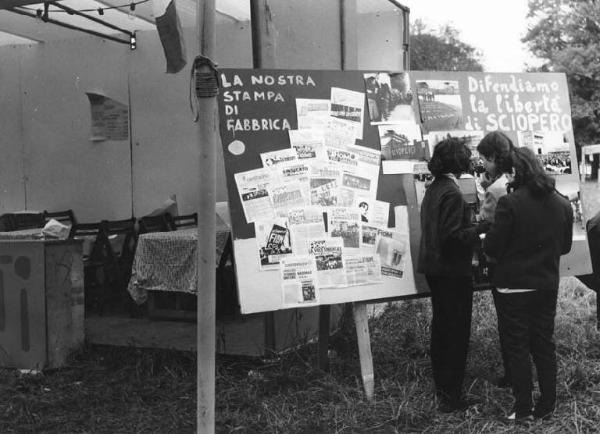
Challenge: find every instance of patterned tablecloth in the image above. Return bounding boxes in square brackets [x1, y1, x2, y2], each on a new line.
[127, 227, 230, 304]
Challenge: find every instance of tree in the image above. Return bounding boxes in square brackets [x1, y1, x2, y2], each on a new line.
[410, 20, 484, 72]
[523, 0, 600, 148]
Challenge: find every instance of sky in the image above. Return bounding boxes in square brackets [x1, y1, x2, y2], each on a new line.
[401, 0, 543, 72]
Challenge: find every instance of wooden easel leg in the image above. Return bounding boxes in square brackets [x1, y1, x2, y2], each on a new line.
[318, 305, 331, 370]
[353, 302, 374, 400]
[264, 311, 276, 357]
[596, 290, 599, 331]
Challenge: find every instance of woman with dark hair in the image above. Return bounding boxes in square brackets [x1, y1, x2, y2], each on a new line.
[476, 131, 516, 389]
[484, 147, 573, 423]
[477, 131, 515, 222]
[418, 137, 490, 412]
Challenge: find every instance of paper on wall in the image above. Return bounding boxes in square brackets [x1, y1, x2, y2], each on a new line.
[234, 168, 275, 223]
[296, 98, 331, 130]
[281, 255, 320, 307]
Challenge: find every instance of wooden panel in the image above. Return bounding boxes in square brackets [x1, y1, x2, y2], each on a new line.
[0, 241, 46, 369]
[260, 0, 342, 69]
[44, 241, 84, 368]
[357, 10, 406, 71]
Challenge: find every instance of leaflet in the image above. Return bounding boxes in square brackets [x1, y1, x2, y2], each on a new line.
[234, 168, 275, 223]
[339, 172, 377, 206]
[255, 218, 293, 270]
[269, 181, 309, 215]
[343, 254, 382, 286]
[356, 200, 389, 226]
[260, 148, 298, 168]
[276, 161, 311, 184]
[375, 231, 409, 279]
[296, 98, 331, 130]
[281, 255, 320, 307]
[330, 87, 365, 140]
[360, 223, 382, 252]
[310, 238, 347, 288]
[328, 207, 361, 249]
[324, 117, 358, 149]
[309, 162, 341, 207]
[287, 207, 327, 255]
[288, 129, 326, 160]
[325, 146, 359, 173]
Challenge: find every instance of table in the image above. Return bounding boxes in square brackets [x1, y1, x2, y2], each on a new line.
[0, 228, 46, 240]
[127, 227, 230, 305]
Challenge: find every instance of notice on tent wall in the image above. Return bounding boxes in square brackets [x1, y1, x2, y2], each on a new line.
[218, 69, 590, 314]
[86, 92, 129, 142]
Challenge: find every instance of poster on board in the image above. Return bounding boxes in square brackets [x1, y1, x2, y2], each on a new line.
[218, 69, 589, 314]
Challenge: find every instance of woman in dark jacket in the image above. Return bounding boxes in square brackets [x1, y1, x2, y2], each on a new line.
[483, 147, 573, 422]
[418, 137, 489, 412]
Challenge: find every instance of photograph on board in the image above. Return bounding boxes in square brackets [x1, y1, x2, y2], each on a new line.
[364, 72, 416, 124]
[517, 130, 572, 175]
[378, 123, 424, 161]
[555, 177, 586, 239]
[413, 162, 433, 209]
[416, 79, 463, 132]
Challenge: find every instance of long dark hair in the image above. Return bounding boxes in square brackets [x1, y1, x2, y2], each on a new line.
[476, 131, 515, 174]
[428, 137, 472, 178]
[508, 147, 555, 196]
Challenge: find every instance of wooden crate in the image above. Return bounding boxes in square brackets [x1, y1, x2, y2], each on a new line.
[0, 240, 83, 369]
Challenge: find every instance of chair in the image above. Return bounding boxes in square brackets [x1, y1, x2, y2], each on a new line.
[166, 212, 198, 230]
[101, 218, 138, 294]
[4, 212, 45, 231]
[69, 222, 108, 313]
[43, 209, 76, 227]
[139, 214, 171, 234]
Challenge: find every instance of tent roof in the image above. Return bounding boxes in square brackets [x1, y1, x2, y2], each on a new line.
[0, 0, 407, 48]
[0, 0, 251, 47]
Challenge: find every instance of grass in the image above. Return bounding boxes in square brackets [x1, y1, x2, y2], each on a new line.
[0, 277, 598, 433]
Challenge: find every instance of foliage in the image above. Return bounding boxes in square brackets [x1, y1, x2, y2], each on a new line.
[410, 19, 484, 72]
[523, 0, 600, 145]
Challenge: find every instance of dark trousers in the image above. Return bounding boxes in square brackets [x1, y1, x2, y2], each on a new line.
[492, 287, 512, 381]
[426, 275, 473, 402]
[495, 290, 558, 416]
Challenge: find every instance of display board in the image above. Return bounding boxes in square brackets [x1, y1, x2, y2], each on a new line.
[218, 69, 590, 314]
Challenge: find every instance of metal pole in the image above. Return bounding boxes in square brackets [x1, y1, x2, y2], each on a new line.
[196, 0, 217, 432]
